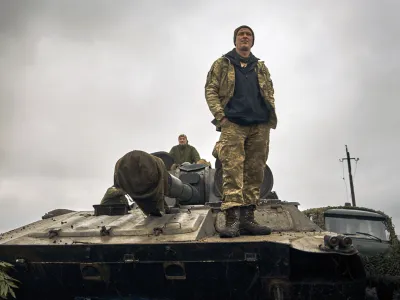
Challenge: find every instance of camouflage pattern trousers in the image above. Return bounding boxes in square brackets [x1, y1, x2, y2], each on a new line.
[218, 121, 270, 211]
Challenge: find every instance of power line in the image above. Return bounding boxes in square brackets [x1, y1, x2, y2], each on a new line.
[353, 159, 359, 179]
[340, 160, 350, 203]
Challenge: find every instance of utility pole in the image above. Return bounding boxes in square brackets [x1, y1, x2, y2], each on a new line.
[340, 145, 359, 207]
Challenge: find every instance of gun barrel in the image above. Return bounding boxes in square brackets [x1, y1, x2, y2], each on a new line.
[168, 174, 200, 203]
[113, 150, 202, 216]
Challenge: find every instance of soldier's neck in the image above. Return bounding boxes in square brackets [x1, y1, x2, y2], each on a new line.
[235, 48, 250, 58]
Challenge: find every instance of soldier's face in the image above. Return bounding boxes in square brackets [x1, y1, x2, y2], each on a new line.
[178, 136, 187, 145]
[235, 28, 253, 51]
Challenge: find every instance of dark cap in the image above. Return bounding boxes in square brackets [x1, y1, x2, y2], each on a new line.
[234, 25, 255, 46]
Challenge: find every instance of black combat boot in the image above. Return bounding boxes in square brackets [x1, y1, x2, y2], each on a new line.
[240, 205, 272, 235]
[219, 207, 240, 238]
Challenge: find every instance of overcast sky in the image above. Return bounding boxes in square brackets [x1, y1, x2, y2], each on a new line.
[1, 0, 399, 234]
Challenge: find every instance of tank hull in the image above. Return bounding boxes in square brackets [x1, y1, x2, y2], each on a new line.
[1, 240, 366, 300]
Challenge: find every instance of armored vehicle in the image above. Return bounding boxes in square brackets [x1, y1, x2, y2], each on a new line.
[323, 208, 395, 256]
[0, 150, 367, 300]
[303, 205, 400, 299]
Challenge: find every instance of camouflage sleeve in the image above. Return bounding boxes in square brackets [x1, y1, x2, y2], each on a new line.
[204, 59, 225, 121]
[192, 147, 200, 163]
[262, 63, 276, 108]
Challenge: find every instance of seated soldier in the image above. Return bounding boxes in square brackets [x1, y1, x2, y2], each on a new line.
[169, 134, 200, 165]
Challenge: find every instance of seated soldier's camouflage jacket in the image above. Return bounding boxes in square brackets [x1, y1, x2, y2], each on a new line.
[205, 55, 278, 130]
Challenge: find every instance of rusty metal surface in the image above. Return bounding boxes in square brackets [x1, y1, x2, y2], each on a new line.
[199, 230, 352, 255]
[0, 208, 213, 245]
[215, 202, 321, 233]
[0, 205, 338, 254]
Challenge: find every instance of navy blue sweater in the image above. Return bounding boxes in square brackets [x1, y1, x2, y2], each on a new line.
[223, 49, 271, 126]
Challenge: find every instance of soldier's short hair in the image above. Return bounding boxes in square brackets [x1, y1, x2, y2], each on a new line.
[178, 134, 187, 139]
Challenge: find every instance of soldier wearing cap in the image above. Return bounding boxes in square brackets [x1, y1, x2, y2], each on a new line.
[205, 25, 278, 238]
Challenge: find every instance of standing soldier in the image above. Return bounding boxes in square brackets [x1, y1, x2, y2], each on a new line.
[205, 25, 278, 238]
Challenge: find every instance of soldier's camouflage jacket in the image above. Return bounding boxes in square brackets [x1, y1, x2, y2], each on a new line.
[205, 54, 278, 130]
